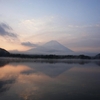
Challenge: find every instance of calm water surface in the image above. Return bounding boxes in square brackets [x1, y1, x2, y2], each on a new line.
[0, 59, 100, 100]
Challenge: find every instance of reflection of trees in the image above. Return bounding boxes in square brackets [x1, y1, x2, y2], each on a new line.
[95, 61, 100, 66]
[0, 61, 9, 67]
[0, 79, 15, 94]
[32, 59, 90, 64]
[8, 54, 91, 59]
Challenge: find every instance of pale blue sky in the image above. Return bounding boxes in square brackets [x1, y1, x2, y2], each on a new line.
[0, 0, 100, 52]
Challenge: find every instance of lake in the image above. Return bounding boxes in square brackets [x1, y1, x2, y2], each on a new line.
[0, 59, 100, 100]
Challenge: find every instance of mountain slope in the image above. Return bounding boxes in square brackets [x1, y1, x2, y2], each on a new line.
[42, 40, 73, 52]
[94, 53, 100, 59]
[25, 40, 74, 55]
[0, 48, 10, 56]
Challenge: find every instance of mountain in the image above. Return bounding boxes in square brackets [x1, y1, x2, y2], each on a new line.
[94, 53, 100, 59]
[9, 49, 21, 54]
[0, 48, 10, 56]
[25, 40, 74, 55]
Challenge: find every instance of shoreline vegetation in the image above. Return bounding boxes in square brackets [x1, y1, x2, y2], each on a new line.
[3, 53, 92, 59]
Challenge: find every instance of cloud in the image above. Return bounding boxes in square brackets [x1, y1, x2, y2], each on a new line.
[0, 23, 12, 30]
[21, 42, 38, 47]
[0, 22, 17, 38]
[19, 17, 57, 35]
[19, 17, 70, 42]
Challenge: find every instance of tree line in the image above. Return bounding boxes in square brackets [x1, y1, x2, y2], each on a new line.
[0, 53, 92, 59]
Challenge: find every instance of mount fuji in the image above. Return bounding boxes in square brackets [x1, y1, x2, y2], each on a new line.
[24, 40, 74, 55]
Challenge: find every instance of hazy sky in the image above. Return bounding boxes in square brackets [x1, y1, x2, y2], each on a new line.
[0, 0, 100, 52]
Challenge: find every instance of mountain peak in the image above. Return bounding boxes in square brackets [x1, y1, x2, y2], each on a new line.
[26, 40, 74, 55]
[44, 40, 62, 47]
[47, 40, 59, 43]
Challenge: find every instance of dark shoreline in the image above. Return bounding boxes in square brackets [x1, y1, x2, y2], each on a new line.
[1, 53, 93, 59]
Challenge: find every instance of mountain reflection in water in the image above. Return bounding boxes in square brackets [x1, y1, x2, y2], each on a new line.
[0, 59, 100, 100]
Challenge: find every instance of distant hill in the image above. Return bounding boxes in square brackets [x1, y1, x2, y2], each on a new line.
[94, 53, 100, 59]
[24, 40, 74, 55]
[0, 48, 10, 57]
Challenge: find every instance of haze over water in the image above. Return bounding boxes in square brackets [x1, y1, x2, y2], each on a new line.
[0, 60, 100, 100]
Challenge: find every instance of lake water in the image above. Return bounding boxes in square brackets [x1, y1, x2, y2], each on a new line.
[0, 59, 100, 100]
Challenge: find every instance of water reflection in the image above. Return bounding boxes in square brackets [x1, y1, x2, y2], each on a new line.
[0, 60, 100, 100]
[0, 61, 9, 67]
[0, 79, 15, 93]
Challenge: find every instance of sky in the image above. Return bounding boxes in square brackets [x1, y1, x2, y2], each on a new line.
[0, 0, 100, 52]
